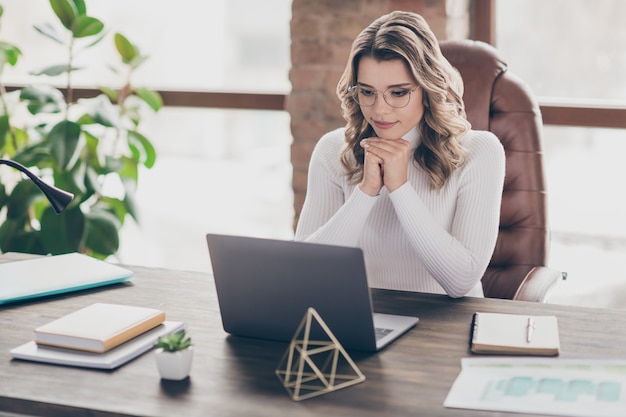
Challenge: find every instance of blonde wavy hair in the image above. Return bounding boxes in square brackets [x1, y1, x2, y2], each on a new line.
[337, 11, 470, 189]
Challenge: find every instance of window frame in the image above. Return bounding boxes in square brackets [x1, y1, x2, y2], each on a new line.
[471, 0, 626, 129]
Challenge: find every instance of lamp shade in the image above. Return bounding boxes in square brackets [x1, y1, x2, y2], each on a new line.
[0, 159, 74, 214]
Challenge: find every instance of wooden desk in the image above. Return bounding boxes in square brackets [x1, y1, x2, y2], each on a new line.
[1, 252, 625, 417]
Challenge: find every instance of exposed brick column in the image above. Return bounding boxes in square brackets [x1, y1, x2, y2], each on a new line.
[288, 0, 470, 228]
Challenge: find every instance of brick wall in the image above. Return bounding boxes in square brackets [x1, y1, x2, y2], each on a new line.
[288, 0, 470, 227]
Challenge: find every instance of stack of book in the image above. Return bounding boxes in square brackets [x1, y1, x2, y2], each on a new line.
[10, 303, 184, 369]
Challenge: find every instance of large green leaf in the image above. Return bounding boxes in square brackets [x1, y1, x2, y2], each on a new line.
[4, 127, 29, 156]
[0, 218, 17, 252]
[115, 155, 138, 182]
[5, 180, 42, 219]
[102, 154, 123, 174]
[0, 114, 9, 149]
[82, 31, 107, 49]
[128, 130, 156, 168]
[84, 209, 120, 256]
[11, 139, 55, 166]
[47, 120, 81, 169]
[49, 0, 77, 31]
[98, 86, 119, 102]
[135, 88, 163, 112]
[33, 23, 65, 44]
[99, 196, 127, 224]
[71, 0, 86, 16]
[19, 84, 63, 102]
[40, 205, 85, 254]
[30, 64, 80, 77]
[81, 131, 103, 171]
[83, 165, 102, 195]
[54, 159, 87, 196]
[32, 198, 51, 224]
[0, 219, 45, 255]
[0, 41, 22, 68]
[124, 191, 138, 223]
[114, 33, 137, 64]
[77, 94, 118, 127]
[0, 182, 6, 210]
[20, 85, 65, 114]
[72, 15, 104, 38]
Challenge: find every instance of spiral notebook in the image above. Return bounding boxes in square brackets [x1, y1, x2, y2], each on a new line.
[470, 312, 560, 356]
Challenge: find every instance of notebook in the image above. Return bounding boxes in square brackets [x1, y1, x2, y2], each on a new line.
[0, 253, 134, 305]
[470, 312, 560, 356]
[205, 233, 419, 352]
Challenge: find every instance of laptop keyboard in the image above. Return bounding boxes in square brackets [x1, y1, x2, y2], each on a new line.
[374, 327, 394, 341]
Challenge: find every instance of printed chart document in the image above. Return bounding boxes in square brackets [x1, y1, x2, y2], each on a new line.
[444, 357, 626, 417]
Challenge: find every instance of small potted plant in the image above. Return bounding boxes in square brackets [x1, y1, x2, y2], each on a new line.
[154, 330, 193, 380]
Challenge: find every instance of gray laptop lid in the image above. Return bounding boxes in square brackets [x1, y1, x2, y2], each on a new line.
[206, 233, 417, 352]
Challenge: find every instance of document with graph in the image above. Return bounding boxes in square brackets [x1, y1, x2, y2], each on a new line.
[444, 357, 626, 417]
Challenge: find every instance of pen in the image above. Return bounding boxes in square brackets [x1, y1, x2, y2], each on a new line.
[526, 317, 535, 343]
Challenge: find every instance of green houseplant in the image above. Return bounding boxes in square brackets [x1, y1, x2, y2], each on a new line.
[155, 330, 193, 380]
[155, 330, 192, 352]
[0, 0, 162, 259]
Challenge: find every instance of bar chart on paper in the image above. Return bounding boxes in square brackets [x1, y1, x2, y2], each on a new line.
[482, 375, 620, 402]
[445, 358, 626, 417]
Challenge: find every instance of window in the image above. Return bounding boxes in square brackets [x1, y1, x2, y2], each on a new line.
[496, 0, 626, 307]
[1, 0, 291, 92]
[496, 0, 626, 101]
[1, 0, 294, 271]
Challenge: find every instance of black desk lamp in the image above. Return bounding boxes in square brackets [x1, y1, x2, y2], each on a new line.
[0, 159, 74, 214]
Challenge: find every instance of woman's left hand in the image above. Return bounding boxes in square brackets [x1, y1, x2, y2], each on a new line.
[360, 138, 411, 192]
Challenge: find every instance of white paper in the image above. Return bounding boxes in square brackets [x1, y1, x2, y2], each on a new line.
[445, 357, 626, 417]
[10, 321, 184, 369]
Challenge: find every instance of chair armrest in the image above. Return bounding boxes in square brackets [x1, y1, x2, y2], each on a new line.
[512, 266, 566, 303]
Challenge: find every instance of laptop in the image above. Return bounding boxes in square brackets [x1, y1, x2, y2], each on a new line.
[206, 233, 418, 352]
[0, 253, 134, 305]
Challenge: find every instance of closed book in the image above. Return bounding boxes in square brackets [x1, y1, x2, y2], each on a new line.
[12, 321, 184, 369]
[470, 312, 560, 356]
[34, 303, 166, 353]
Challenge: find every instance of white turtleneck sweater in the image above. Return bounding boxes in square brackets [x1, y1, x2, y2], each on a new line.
[295, 126, 505, 298]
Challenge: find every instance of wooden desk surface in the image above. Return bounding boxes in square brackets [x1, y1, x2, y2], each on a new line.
[1, 252, 626, 417]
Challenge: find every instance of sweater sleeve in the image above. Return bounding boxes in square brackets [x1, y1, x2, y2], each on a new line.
[295, 130, 378, 247]
[389, 131, 505, 298]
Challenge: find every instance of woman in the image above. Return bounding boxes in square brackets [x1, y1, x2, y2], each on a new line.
[295, 11, 505, 298]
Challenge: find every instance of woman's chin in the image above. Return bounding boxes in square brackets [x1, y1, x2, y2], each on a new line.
[371, 129, 394, 140]
[372, 129, 405, 140]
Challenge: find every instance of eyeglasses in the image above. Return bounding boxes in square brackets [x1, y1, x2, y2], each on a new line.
[348, 85, 419, 108]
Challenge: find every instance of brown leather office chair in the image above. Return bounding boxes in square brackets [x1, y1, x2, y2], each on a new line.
[440, 40, 565, 302]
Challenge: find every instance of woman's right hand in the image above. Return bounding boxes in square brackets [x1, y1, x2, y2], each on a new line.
[359, 139, 383, 196]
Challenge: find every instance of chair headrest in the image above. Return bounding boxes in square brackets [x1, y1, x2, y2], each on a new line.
[439, 40, 508, 131]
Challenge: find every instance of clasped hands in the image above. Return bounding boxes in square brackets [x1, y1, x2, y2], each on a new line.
[359, 137, 411, 196]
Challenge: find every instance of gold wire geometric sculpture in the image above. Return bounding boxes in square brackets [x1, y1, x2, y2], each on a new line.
[275, 307, 366, 401]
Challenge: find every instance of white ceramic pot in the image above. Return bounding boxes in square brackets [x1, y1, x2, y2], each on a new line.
[155, 346, 194, 380]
